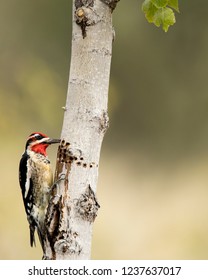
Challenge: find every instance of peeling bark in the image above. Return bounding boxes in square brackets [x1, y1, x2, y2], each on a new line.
[75, 184, 100, 223]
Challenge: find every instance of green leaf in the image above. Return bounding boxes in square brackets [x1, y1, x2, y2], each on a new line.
[151, 0, 168, 9]
[142, 0, 179, 32]
[142, 0, 158, 23]
[168, 0, 179, 12]
[153, 7, 176, 32]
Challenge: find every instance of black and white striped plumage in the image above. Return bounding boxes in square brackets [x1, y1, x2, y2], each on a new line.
[19, 132, 60, 248]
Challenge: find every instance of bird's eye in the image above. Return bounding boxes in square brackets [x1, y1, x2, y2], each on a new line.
[35, 135, 43, 140]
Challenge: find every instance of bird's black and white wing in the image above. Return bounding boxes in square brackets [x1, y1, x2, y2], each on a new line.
[19, 152, 36, 246]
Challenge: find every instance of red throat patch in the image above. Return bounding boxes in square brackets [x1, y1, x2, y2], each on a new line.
[31, 144, 49, 156]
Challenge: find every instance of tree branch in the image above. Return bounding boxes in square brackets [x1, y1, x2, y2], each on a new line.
[43, 0, 114, 259]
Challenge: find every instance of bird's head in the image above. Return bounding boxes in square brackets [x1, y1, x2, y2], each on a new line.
[25, 132, 60, 156]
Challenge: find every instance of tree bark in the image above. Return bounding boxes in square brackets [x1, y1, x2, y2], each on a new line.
[43, 0, 118, 260]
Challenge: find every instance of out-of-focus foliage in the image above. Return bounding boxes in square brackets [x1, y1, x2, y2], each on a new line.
[1, 0, 208, 259]
[142, 0, 179, 32]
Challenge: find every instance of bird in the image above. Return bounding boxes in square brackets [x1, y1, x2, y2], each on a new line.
[19, 132, 60, 249]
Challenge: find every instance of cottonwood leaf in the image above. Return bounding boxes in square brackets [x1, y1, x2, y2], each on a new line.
[153, 7, 176, 32]
[142, 0, 179, 32]
[168, 0, 179, 12]
[142, 0, 158, 23]
[151, 0, 168, 9]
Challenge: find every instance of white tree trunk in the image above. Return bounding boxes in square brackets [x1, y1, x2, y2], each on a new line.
[43, 0, 117, 260]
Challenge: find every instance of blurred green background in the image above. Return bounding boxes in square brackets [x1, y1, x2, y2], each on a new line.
[1, 0, 208, 259]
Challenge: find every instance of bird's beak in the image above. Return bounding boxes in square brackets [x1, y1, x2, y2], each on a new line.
[45, 138, 61, 145]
